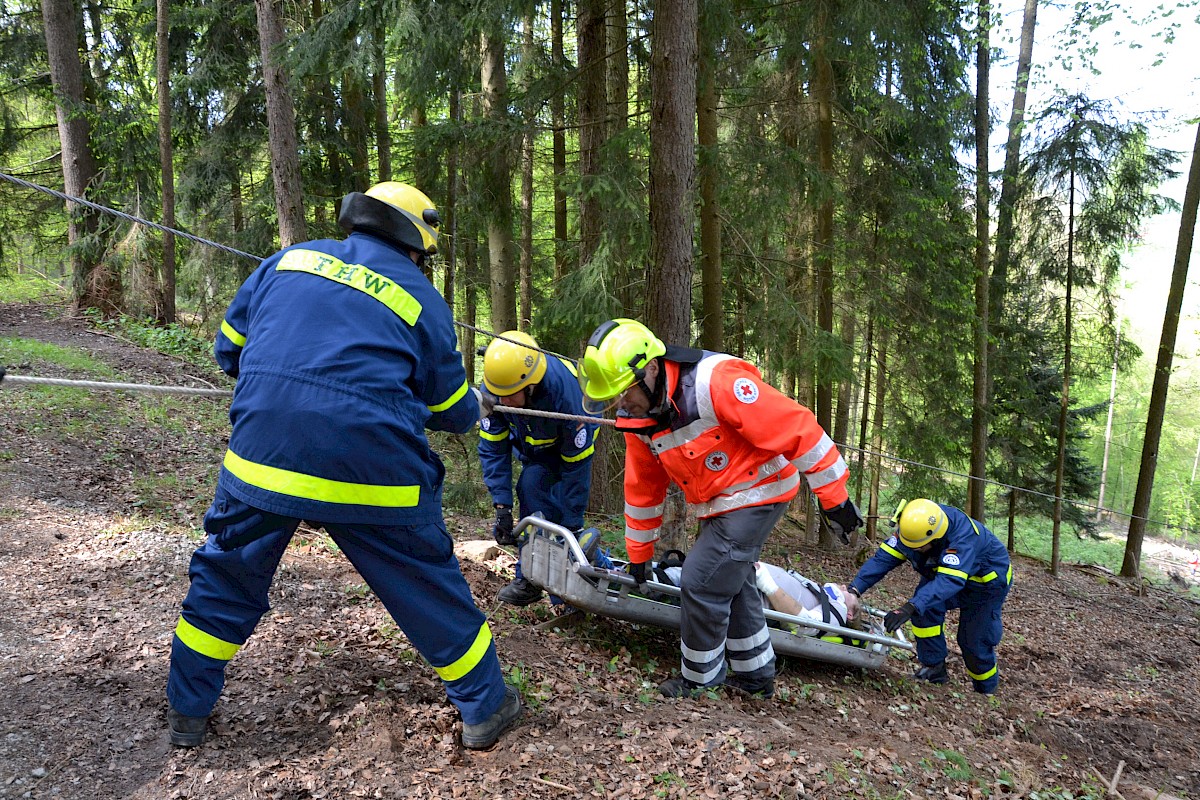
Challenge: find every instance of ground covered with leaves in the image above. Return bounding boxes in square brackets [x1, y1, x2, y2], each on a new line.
[2, 301, 1199, 800]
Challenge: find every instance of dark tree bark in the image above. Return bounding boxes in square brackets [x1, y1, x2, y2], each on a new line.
[577, 0, 606, 267]
[969, 0, 991, 520]
[42, 0, 109, 312]
[373, 27, 391, 183]
[551, 0, 569, 280]
[697, 22, 722, 351]
[255, 0, 306, 246]
[519, 12, 536, 330]
[1051, 151, 1077, 576]
[481, 29, 517, 333]
[156, 0, 176, 324]
[607, 0, 629, 135]
[811, 0, 835, 433]
[1122, 123, 1200, 578]
[444, 89, 460, 310]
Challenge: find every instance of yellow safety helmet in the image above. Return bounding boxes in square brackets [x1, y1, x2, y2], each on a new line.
[579, 318, 666, 412]
[897, 499, 949, 548]
[337, 181, 441, 255]
[483, 331, 547, 396]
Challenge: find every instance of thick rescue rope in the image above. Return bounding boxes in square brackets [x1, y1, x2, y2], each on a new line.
[0, 370, 614, 426]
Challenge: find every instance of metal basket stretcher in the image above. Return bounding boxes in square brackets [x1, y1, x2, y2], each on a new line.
[516, 516, 913, 670]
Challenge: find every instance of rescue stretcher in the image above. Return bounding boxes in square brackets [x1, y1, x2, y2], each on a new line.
[516, 516, 914, 670]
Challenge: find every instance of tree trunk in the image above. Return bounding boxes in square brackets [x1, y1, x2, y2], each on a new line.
[255, 0, 306, 246]
[1097, 322, 1121, 516]
[646, 0, 697, 555]
[697, 23, 722, 351]
[867, 334, 888, 542]
[989, 0, 1038, 323]
[481, 30, 517, 333]
[1051, 151, 1077, 576]
[373, 28, 391, 182]
[42, 0, 108, 312]
[811, 0, 835, 433]
[551, 0, 569, 281]
[463, 236, 479, 386]
[1122, 123, 1200, 578]
[156, 0, 176, 324]
[444, 89, 460, 310]
[577, 0, 606, 267]
[969, 0, 991, 520]
[854, 318, 873, 508]
[608, 0, 629, 135]
[519, 12, 535, 331]
[342, 71, 371, 189]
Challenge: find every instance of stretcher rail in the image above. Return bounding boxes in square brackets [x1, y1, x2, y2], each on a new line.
[515, 516, 913, 671]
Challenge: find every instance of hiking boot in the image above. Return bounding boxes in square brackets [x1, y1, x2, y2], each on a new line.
[497, 577, 544, 606]
[577, 528, 601, 564]
[659, 676, 708, 698]
[167, 706, 208, 747]
[723, 673, 775, 699]
[462, 685, 523, 750]
[913, 661, 949, 684]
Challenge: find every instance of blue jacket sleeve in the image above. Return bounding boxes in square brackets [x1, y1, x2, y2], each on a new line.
[910, 515, 979, 614]
[478, 413, 515, 507]
[417, 302, 478, 435]
[849, 533, 908, 596]
[215, 258, 271, 378]
[549, 422, 597, 529]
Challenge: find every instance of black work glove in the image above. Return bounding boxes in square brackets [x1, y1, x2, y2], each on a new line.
[884, 601, 917, 633]
[627, 560, 649, 587]
[493, 505, 516, 546]
[823, 499, 864, 545]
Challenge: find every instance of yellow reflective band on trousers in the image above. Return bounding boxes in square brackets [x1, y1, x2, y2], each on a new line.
[911, 623, 942, 638]
[175, 616, 240, 661]
[223, 449, 420, 507]
[967, 664, 998, 681]
[969, 563, 1014, 584]
[276, 249, 423, 325]
[434, 623, 493, 682]
[220, 319, 246, 347]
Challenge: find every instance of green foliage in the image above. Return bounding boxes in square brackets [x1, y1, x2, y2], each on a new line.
[0, 274, 67, 302]
[79, 309, 216, 368]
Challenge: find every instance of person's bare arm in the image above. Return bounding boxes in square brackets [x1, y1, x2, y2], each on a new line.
[764, 587, 805, 617]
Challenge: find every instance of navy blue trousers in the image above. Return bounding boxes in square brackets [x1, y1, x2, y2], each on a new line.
[167, 487, 506, 724]
[911, 575, 1011, 693]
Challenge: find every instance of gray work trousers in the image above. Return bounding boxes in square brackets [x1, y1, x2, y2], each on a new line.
[678, 502, 786, 686]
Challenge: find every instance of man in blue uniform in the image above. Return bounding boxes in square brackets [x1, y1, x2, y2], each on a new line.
[478, 331, 598, 606]
[846, 499, 1013, 694]
[166, 182, 521, 750]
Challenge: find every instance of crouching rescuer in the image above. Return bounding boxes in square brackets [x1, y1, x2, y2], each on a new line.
[847, 499, 1013, 694]
[166, 182, 521, 750]
[578, 318, 863, 699]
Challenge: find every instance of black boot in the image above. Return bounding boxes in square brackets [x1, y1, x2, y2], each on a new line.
[497, 577, 544, 606]
[167, 706, 208, 747]
[659, 676, 708, 698]
[723, 673, 776, 699]
[913, 661, 949, 684]
[462, 685, 523, 750]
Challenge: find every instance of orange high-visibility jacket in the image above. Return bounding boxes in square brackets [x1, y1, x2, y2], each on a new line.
[623, 352, 849, 564]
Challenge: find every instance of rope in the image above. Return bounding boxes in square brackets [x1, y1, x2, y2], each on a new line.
[3, 173, 1191, 536]
[0, 372, 613, 425]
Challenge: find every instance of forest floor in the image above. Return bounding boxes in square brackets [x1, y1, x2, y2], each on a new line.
[2, 300, 1199, 800]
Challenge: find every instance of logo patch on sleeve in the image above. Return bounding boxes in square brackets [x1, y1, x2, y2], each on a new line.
[942, 553, 961, 566]
[481, 418, 492, 431]
[574, 428, 588, 449]
[886, 535, 899, 548]
[705, 451, 730, 471]
[733, 378, 760, 404]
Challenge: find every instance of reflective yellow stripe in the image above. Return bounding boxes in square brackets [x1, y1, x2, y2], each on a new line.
[220, 319, 246, 347]
[563, 444, 595, 463]
[967, 664, 997, 681]
[434, 623, 493, 682]
[223, 449, 419, 507]
[428, 378, 469, 413]
[479, 428, 508, 442]
[880, 542, 907, 561]
[276, 249, 423, 325]
[524, 435, 555, 446]
[175, 616, 240, 661]
[938, 566, 969, 580]
[969, 570, 998, 583]
[911, 624, 942, 638]
[970, 519, 981, 535]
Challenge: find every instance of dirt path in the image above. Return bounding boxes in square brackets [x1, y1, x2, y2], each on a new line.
[2, 301, 1198, 799]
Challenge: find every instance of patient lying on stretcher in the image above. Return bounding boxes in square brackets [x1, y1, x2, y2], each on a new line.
[582, 537, 859, 639]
